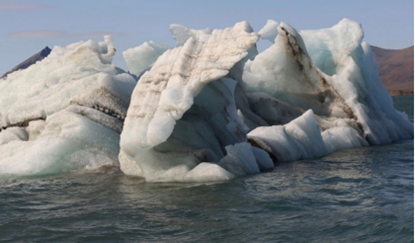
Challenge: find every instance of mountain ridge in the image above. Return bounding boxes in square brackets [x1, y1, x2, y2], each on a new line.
[371, 45, 413, 95]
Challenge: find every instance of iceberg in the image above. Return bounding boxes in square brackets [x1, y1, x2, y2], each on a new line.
[243, 19, 413, 146]
[0, 36, 136, 176]
[119, 21, 261, 182]
[0, 18, 412, 182]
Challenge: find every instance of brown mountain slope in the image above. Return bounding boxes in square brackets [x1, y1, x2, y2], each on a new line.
[371, 45, 413, 92]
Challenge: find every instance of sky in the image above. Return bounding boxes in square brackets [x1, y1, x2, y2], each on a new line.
[0, 0, 413, 75]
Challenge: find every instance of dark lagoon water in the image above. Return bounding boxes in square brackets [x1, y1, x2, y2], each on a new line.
[0, 96, 413, 242]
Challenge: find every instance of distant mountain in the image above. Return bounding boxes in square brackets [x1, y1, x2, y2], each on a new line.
[1, 46, 51, 79]
[371, 45, 413, 95]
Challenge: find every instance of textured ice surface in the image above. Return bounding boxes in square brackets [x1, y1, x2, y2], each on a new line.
[218, 142, 260, 176]
[0, 108, 121, 175]
[170, 22, 258, 60]
[169, 24, 213, 46]
[243, 22, 354, 120]
[258, 19, 279, 43]
[0, 18, 412, 181]
[248, 110, 328, 162]
[243, 19, 413, 146]
[299, 19, 413, 144]
[120, 21, 259, 181]
[0, 36, 135, 128]
[0, 36, 136, 176]
[123, 41, 170, 77]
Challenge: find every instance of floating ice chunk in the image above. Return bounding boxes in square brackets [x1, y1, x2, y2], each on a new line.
[0, 18, 412, 181]
[122, 41, 170, 77]
[258, 19, 279, 43]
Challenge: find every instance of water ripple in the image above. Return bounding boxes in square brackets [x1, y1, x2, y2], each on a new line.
[0, 139, 413, 242]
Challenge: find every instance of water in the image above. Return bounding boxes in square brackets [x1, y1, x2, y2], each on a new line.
[0, 97, 413, 242]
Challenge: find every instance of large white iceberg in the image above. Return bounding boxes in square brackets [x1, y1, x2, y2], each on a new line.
[0, 18, 412, 181]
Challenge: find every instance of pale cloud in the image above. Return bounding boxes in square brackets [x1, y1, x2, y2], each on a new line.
[7, 30, 66, 38]
[75, 32, 126, 39]
[227, 8, 291, 15]
[0, 4, 55, 10]
[7, 30, 126, 39]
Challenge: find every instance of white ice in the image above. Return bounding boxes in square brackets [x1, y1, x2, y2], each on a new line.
[122, 41, 170, 77]
[0, 108, 121, 175]
[0, 18, 412, 181]
[248, 110, 327, 161]
[169, 24, 213, 46]
[0, 36, 136, 176]
[120, 21, 259, 182]
[258, 19, 279, 43]
[243, 19, 413, 147]
[300, 19, 413, 144]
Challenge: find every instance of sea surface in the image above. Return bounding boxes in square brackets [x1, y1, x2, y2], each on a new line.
[0, 96, 413, 242]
